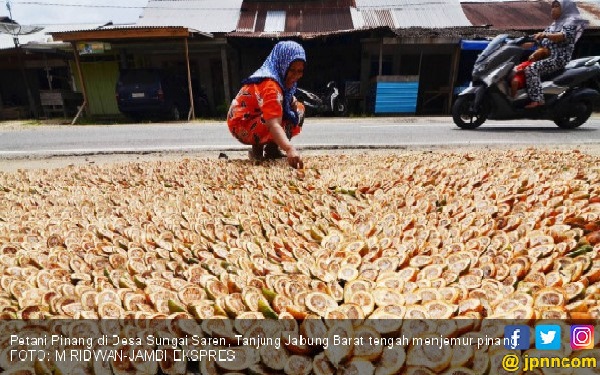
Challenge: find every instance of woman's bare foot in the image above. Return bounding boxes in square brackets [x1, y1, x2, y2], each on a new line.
[264, 142, 285, 159]
[249, 144, 264, 160]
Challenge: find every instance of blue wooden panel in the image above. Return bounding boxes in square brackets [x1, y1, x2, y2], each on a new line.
[374, 82, 419, 114]
[461, 40, 490, 51]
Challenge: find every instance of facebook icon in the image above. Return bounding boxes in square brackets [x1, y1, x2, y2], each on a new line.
[504, 325, 530, 350]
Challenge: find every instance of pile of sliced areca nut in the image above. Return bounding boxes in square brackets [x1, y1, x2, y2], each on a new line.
[0, 149, 599, 374]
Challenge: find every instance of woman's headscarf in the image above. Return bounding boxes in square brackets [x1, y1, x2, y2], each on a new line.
[243, 41, 306, 125]
[548, 0, 589, 41]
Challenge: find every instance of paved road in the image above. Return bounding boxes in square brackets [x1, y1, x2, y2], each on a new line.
[0, 116, 599, 158]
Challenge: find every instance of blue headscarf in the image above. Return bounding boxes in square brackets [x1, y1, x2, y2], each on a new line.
[243, 41, 306, 125]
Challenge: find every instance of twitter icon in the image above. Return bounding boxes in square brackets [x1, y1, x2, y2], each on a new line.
[536, 325, 561, 350]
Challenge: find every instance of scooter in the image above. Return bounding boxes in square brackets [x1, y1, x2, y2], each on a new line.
[296, 81, 348, 117]
[453, 34, 600, 129]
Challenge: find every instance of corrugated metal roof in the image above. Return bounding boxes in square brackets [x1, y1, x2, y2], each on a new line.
[136, 0, 244, 33]
[0, 23, 104, 50]
[236, 0, 354, 33]
[462, 1, 600, 30]
[577, 0, 600, 27]
[461, 1, 553, 30]
[354, 0, 472, 27]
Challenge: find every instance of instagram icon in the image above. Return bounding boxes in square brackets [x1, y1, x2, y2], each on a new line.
[570, 325, 594, 350]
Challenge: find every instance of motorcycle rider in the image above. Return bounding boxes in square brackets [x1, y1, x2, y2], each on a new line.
[524, 0, 589, 109]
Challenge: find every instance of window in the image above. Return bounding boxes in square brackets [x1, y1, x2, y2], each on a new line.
[264, 11, 286, 32]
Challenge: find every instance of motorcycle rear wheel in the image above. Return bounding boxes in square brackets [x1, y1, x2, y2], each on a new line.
[452, 96, 489, 129]
[553, 100, 592, 129]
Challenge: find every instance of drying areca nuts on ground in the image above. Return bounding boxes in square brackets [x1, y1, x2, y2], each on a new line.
[0, 148, 598, 374]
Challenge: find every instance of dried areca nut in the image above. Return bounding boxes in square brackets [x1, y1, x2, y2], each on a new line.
[507, 305, 536, 322]
[214, 347, 258, 372]
[97, 301, 124, 318]
[324, 321, 355, 366]
[352, 325, 383, 361]
[540, 307, 568, 320]
[188, 301, 215, 319]
[441, 367, 478, 375]
[205, 279, 229, 300]
[338, 266, 359, 282]
[343, 279, 372, 301]
[223, 293, 247, 317]
[404, 304, 429, 319]
[449, 344, 474, 368]
[372, 287, 405, 307]
[407, 333, 452, 372]
[337, 358, 375, 375]
[313, 352, 335, 375]
[178, 284, 206, 305]
[424, 300, 456, 319]
[300, 316, 327, 342]
[564, 281, 586, 301]
[346, 290, 375, 316]
[233, 312, 264, 335]
[534, 288, 567, 307]
[257, 338, 288, 369]
[366, 307, 404, 334]
[305, 292, 337, 317]
[284, 355, 313, 375]
[375, 345, 406, 375]
[282, 330, 312, 355]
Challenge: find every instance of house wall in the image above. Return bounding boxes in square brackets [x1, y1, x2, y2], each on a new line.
[360, 39, 460, 114]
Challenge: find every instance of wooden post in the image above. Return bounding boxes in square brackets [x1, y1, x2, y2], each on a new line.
[70, 41, 88, 123]
[221, 46, 231, 105]
[378, 40, 383, 76]
[448, 45, 461, 115]
[184, 37, 195, 121]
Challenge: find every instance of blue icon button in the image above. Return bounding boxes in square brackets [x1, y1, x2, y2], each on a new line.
[504, 325, 530, 350]
[535, 325, 561, 350]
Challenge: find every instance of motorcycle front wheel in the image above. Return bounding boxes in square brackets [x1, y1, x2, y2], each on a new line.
[333, 98, 348, 116]
[452, 96, 489, 129]
[553, 100, 592, 129]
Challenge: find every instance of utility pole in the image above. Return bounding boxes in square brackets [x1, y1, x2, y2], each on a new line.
[6, 0, 39, 118]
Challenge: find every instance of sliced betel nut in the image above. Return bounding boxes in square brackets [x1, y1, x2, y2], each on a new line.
[284, 355, 313, 375]
[374, 344, 406, 375]
[305, 292, 337, 317]
[215, 347, 259, 372]
[324, 321, 355, 366]
[352, 325, 383, 361]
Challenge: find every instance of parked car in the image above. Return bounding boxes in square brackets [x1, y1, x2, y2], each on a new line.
[115, 69, 191, 121]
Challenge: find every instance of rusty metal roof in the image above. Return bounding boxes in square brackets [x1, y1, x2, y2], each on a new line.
[462, 1, 553, 30]
[236, 0, 355, 33]
[577, 0, 600, 27]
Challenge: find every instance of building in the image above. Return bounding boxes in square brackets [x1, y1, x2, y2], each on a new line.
[1, 0, 599, 120]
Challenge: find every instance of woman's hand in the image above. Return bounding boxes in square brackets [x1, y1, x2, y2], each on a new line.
[266, 117, 303, 169]
[534, 32, 547, 41]
[285, 145, 303, 169]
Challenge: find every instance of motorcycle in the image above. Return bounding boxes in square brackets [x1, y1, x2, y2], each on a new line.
[296, 81, 348, 117]
[453, 34, 600, 129]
